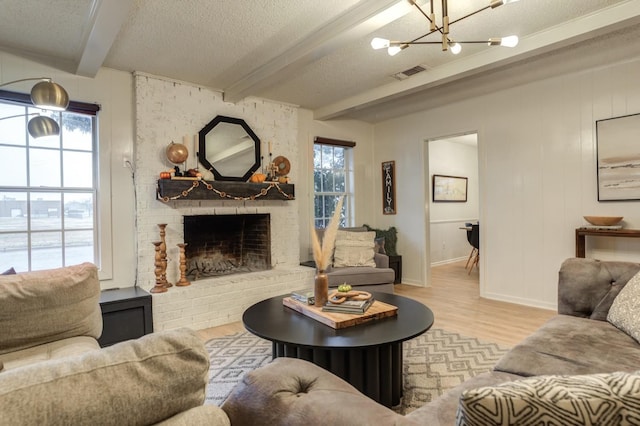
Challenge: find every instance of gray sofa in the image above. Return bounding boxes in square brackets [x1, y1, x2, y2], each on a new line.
[221, 257, 640, 425]
[0, 264, 230, 425]
[315, 226, 396, 293]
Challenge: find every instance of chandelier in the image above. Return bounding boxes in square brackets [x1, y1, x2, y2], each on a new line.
[371, 0, 521, 56]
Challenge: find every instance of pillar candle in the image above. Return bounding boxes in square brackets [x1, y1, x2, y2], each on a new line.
[193, 135, 197, 168]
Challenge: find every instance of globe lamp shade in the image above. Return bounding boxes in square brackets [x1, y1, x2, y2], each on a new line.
[27, 116, 60, 138]
[30, 81, 70, 111]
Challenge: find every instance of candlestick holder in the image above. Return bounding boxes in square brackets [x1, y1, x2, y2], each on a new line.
[150, 241, 168, 293]
[176, 243, 191, 287]
[158, 223, 172, 288]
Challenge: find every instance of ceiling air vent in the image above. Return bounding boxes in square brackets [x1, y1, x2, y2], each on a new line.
[391, 65, 427, 80]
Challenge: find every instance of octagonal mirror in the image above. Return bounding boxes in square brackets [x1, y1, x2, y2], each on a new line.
[198, 115, 261, 181]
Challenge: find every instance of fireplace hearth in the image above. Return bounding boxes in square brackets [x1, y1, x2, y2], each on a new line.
[183, 214, 271, 280]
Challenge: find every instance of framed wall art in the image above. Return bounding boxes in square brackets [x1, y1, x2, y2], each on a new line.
[432, 174, 468, 202]
[382, 160, 396, 215]
[596, 113, 640, 201]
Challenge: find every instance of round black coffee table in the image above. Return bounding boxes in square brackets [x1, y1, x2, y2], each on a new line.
[242, 292, 434, 407]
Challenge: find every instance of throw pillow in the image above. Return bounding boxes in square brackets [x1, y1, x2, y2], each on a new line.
[608, 269, 640, 343]
[374, 237, 386, 254]
[363, 225, 398, 256]
[1, 267, 15, 275]
[456, 371, 640, 426]
[333, 230, 376, 268]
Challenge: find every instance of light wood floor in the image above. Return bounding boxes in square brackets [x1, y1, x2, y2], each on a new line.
[197, 260, 556, 347]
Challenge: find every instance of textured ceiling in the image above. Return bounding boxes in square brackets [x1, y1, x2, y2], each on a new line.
[0, 0, 637, 122]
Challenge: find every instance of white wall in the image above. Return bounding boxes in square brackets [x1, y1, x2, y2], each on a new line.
[428, 138, 479, 265]
[0, 52, 136, 289]
[374, 57, 640, 309]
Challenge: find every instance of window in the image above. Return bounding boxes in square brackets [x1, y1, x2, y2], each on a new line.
[0, 91, 99, 273]
[313, 137, 355, 228]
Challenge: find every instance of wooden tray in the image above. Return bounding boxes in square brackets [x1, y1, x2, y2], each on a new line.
[282, 297, 398, 329]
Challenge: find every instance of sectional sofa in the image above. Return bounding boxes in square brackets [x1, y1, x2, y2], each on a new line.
[0, 263, 230, 425]
[221, 257, 640, 425]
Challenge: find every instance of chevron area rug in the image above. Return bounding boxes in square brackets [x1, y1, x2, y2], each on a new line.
[204, 328, 509, 414]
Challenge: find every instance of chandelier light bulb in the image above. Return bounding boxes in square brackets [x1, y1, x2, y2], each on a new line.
[490, 0, 520, 8]
[449, 42, 462, 54]
[387, 44, 407, 56]
[500, 35, 519, 47]
[371, 37, 391, 50]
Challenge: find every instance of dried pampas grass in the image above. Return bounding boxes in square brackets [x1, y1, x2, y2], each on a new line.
[311, 196, 344, 271]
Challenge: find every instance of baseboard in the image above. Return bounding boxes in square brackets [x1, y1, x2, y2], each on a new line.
[431, 256, 467, 267]
[481, 291, 557, 311]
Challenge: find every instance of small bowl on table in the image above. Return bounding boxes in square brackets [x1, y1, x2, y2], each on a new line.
[583, 216, 623, 226]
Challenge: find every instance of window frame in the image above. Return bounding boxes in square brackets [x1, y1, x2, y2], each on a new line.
[0, 89, 101, 273]
[313, 137, 355, 229]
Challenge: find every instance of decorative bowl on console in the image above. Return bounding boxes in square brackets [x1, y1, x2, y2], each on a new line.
[583, 216, 623, 226]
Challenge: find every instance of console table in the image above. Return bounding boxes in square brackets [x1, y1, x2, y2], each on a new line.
[99, 287, 153, 347]
[575, 228, 640, 258]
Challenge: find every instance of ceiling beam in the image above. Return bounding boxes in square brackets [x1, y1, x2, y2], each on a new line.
[313, 0, 640, 121]
[75, 0, 134, 77]
[223, 0, 415, 104]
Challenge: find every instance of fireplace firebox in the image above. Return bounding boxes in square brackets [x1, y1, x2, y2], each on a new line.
[183, 214, 271, 280]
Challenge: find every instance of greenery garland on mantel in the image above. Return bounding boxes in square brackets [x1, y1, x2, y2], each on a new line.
[157, 179, 295, 202]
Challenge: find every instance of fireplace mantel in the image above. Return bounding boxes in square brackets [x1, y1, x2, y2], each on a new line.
[157, 179, 295, 202]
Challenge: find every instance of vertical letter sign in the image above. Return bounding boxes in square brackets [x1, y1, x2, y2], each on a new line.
[382, 161, 396, 215]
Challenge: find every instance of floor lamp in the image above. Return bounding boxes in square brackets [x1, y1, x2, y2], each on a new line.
[0, 77, 70, 138]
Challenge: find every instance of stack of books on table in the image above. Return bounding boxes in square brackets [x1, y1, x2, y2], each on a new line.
[290, 290, 315, 305]
[322, 296, 375, 314]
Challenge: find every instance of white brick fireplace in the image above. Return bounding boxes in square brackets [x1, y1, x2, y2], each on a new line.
[134, 73, 313, 331]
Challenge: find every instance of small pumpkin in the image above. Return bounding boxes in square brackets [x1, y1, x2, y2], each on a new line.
[159, 171, 172, 179]
[250, 173, 267, 183]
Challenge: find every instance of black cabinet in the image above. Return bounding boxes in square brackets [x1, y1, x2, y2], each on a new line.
[388, 255, 402, 284]
[99, 287, 153, 347]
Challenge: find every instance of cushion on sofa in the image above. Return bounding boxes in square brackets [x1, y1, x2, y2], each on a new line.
[558, 258, 640, 321]
[333, 230, 377, 267]
[494, 314, 640, 377]
[326, 265, 395, 286]
[0, 328, 215, 426]
[608, 270, 640, 344]
[222, 357, 413, 426]
[0, 262, 102, 355]
[0, 335, 100, 372]
[456, 371, 640, 426]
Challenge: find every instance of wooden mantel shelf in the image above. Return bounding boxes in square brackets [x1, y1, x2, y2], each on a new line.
[157, 179, 295, 202]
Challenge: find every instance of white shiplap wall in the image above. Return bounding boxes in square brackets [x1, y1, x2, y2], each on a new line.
[374, 57, 640, 310]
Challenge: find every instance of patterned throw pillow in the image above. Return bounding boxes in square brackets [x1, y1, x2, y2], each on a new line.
[608, 269, 640, 343]
[333, 230, 376, 267]
[456, 371, 640, 426]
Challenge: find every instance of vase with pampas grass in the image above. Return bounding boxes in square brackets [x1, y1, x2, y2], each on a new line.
[310, 196, 344, 307]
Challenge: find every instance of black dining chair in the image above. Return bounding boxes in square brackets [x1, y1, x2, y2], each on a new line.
[464, 223, 476, 270]
[467, 224, 479, 274]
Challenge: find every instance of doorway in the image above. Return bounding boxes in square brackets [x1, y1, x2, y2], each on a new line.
[424, 133, 480, 285]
